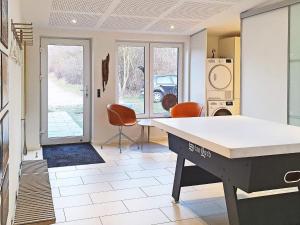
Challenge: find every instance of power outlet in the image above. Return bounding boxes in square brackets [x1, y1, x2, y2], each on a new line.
[97, 89, 101, 98]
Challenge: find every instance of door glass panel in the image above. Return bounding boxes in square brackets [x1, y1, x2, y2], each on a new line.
[289, 3, 300, 126]
[117, 46, 145, 114]
[152, 47, 179, 115]
[47, 45, 84, 138]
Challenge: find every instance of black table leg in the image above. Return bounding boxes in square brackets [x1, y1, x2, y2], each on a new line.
[172, 155, 185, 202]
[223, 181, 240, 225]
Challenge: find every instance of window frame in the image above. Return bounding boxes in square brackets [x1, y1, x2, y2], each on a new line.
[116, 41, 183, 118]
[116, 42, 150, 118]
[149, 42, 183, 118]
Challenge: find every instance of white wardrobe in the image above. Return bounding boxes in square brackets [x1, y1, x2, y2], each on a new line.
[241, 1, 300, 125]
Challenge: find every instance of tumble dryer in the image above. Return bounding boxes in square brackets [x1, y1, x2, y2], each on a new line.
[206, 58, 234, 100]
[207, 100, 240, 116]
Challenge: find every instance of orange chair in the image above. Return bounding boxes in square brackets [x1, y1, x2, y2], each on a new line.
[170, 102, 202, 118]
[101, 104, 138, 153]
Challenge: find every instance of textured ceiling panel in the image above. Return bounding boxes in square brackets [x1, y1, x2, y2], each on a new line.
[49, 12, 101, 27]
[147, 19, 198, 33]
[213, 0, 242, 2]
[101, 16, 153, 30]
[52, 0, 113, 14]
[167, 1, 231, 20]
[113, 0, 179, 17]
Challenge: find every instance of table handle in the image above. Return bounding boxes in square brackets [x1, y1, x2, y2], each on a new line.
[284, 171, 300, 184]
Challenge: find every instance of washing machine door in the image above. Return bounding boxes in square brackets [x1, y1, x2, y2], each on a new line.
[213, 108, 232, 116]
[209, 65, 232, 90]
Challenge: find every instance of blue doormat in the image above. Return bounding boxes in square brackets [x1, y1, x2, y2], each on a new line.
[43, 143, 105, 168]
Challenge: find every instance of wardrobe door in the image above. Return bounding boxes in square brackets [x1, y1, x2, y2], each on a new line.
[288, 3, 300, 126]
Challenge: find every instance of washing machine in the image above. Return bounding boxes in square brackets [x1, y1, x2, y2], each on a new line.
[207, 100, 240, 116]
[206, 58, 234, 100]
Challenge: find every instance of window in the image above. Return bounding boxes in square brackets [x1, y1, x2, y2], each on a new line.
[117, 43, 147, 115]
[117, 42, 183, 118]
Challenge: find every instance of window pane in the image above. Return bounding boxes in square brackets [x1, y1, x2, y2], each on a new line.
[48, 45, 84, 138]
[289, 3, 300, 126]
[152, 47, 179, 115]
[117, 46, 145, 114]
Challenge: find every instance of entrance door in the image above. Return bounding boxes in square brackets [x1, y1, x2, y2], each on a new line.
[40, 38, 91, 145]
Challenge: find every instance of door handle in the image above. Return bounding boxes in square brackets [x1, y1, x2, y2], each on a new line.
[80, 85, 89, 97]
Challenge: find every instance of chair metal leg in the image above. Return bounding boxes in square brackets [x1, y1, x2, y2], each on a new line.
[101, 133, 120, 148]
[122, 133, 139, 149]
[101, 126, 138, 153]
[119, 127, 122, 153]
[122, 133, 136, 144]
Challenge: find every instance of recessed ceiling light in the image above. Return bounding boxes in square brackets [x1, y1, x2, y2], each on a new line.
[71, 19, 77, 24]
[170, 25, 175, 30]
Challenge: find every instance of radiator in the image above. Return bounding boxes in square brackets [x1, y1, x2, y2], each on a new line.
[14, 160, 56, 225]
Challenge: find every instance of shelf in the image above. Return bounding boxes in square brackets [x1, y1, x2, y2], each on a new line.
[11, 20, 33, 49]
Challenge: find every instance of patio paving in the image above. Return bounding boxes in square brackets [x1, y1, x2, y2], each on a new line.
[48, 111, 83, 138]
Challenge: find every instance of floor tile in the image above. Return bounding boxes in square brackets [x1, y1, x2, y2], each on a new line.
[54, 218, 102, 225]
[75, 162, 117, 170]
[51, 177, 83, 188]
[55, 209, 66, 223]
[82, 173, 130, 184]
[203, 213, 229, 225]
[183, 201, 226, 217]
[64, 201, 128, 221]
[100, 209, 170, 225]
[117, 158, 155, 166]
[90, 188, 146, 204]
[141, 184, 196, 197]
[59, 182, 112, 196]
[49, 172, 57, 180]
[180, 189, 224, 203]
[49, 166, 76, 173]
[99, 164, 144, 174]
[102, 154, 132, 161]
[53, 194, 92, 209]
[110, 177, 160, 190]
[141, 161, 176, 170]
[155, 175, 174, 184]
[123, 195, 174, 211]
[48, 142, 234, 225]
[159, 218, 208, 225]
[52, 187, 61, 197]
[160, 204, 199, 221]
[126, 169, 172, 179]
[56, 169, 101, 179]
[166, 167, 176, 174]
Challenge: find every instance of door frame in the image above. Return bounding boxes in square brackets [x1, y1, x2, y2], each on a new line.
[40, 37, 91, 145]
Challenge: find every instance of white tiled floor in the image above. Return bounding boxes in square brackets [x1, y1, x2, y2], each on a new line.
[44, 142, 231, 225]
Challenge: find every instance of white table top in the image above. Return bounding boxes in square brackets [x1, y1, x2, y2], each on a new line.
[138, 119, 153, 127]
[152, 116, 300, 159]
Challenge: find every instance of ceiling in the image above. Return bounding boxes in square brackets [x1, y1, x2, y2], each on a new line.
[20, 0, 279, 35]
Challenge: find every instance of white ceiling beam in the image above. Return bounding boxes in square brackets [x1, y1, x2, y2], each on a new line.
[95, 0, 122, 29]
[141, 0, 186, 31]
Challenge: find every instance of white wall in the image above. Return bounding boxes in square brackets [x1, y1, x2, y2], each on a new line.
[241, 7, 289, 123]
[189, 29, 207, 106]
[219, 37, 241, 100]
[26, 28, 190, 149]
[2, 0, 24, 224]
[207, 35, 219, 58]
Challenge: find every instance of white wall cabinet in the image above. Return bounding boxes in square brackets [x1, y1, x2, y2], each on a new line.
[189, 29, 207, 106]
[241, 7, 289, 123]
[242, 2, 300, 125]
